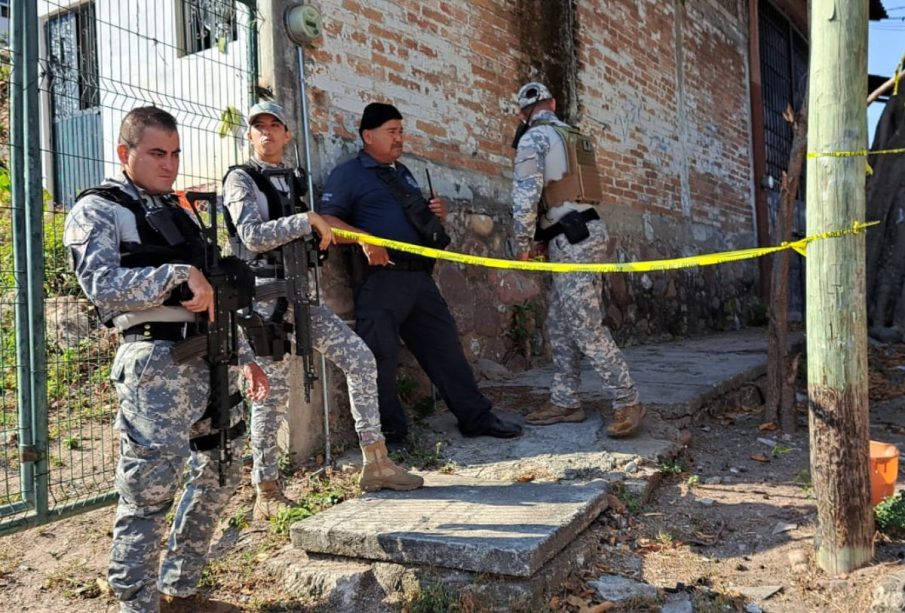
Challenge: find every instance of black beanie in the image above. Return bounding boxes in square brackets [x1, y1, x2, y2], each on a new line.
[359, 102, 403, 136]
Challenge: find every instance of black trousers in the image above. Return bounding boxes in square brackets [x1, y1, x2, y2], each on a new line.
[353, 269, 493, 437]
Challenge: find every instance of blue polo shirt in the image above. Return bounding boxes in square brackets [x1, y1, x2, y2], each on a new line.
[319, 150, 425, 254]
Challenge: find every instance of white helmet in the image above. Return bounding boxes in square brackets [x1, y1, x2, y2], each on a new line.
[517, 82, 553, 109]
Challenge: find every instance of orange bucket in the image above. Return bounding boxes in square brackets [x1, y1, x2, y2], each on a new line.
[870, 440, 899, 506]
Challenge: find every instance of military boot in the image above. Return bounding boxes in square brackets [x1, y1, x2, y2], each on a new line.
[606, 403, 646, 438]
[525, 401, 586, 426]
[359, 441, 424, 492]
[253, 480, 294, 521]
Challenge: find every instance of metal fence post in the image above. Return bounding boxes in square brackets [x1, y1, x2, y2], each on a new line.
[22, 0, 49, 519]
[10, 0, 34, 516]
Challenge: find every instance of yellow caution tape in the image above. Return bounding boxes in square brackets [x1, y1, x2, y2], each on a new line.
[332, 221, 878, 274]
[807, 147, 905, 159]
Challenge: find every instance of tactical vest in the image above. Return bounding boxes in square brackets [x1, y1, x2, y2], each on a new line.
[221, 163, 308, 254]
[75, 186, 206, 313]
[534, 120, 603, 208]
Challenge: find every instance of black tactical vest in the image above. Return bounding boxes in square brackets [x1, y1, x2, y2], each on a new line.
[75, 185, 207, 306]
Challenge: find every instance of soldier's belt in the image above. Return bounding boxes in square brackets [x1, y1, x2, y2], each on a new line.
[122, 321, 201, 343]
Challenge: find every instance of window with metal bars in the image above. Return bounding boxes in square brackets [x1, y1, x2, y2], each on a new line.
[759, 0, 808, 190]
[176, 0, 237, 56]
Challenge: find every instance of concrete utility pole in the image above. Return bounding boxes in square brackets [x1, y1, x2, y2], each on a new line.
[806, 0, 873, 574]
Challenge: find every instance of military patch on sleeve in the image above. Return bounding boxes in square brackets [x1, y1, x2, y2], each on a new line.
[63, 212, 93, 247]
[514, 151, 540, 179]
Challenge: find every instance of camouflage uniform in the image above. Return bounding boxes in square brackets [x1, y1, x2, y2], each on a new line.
[64, 176, 247, 613]
[511, 110, 640, 411]
[223, 159, 383, 486]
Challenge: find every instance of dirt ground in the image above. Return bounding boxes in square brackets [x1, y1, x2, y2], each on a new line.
[3, 342, 905, 612]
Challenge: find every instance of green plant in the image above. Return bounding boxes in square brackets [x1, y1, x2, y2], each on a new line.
[875, 492, 905, 535]
[401, 581, 461, 613]
[63, 436, 80, 450]
[396, 372, 418, 404]
[228, 506, 250, 531]
[655, 529, 675, 546]
[616, 486, 642, 515]
[659, 458, 686, 475]
[269, 482, 347, 536]
[411, 395, 436, 421]
[389, 434, 449, 471]
[771, 444, 793, 457]
[269, 505, 315, 536]
[687, 474, 700, 488]
[277, 451, 296, 477]
[793, 467, 813, 497]
[507, 302, 535, 344]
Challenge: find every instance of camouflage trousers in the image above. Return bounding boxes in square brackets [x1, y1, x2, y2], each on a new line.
[547, 219, 640, 410]
[108, 340, 244, 613]
[249, 304, 383, 485]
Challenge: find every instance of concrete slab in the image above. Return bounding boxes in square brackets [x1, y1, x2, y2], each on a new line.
[419, 409, 677, 482]
[290, 474, 609, 577]
[483, 329, 771, 415]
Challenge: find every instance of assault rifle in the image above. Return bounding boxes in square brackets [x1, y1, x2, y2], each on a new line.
[174, 191, 253, 485]
[261, 168, 320, 401]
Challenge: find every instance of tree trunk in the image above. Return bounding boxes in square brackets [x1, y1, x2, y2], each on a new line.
[806, 0, 873, 575]
[765, 95, 808, 431]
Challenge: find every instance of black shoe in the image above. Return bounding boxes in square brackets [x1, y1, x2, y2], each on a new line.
[461, 415, 523, 439]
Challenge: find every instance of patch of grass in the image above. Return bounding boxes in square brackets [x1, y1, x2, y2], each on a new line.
[875, 492, 905, 536]
[0, 549, 22, 578]
[227, 506, 250, 531]
[389, 433, 450, 471]
[63, 436, 80, 450]
[655, 529, 675, 547]
[396, 372, 418, 404]
[277, 451, 296, 477]
[793, 467, 814, 498]
[43, 559, 100, 599]
[269, 505, 315, 536]
[411, 395, 436, 421]
[268, 480, 347, 537]
[616, 486, 642, 515]
[399, 581, 462, 613]
[771, 444, 793, 457]
[659, 458, 687, 475]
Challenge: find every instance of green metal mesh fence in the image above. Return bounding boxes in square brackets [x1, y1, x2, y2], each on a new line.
[1, 0, 258, 535]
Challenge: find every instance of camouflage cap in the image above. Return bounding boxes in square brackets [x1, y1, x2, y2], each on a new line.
[247, 101, 289, 127]
[517, 82, 553, 109]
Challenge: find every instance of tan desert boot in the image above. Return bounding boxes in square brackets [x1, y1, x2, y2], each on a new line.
[606, 403, 647, 438]
[359, 440, 424, 492]
[525, 401, 586, 426]
[253, 480, 294, 521]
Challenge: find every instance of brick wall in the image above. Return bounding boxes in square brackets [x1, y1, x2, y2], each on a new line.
[271, 0, 763, 442]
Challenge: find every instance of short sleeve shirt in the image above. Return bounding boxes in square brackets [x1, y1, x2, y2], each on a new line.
[319, 150, 424, 251]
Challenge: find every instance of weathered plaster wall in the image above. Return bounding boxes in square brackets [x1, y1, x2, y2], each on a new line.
[264, 0, 762, 451]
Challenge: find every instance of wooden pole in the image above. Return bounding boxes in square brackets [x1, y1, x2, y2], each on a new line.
[806, 0, 873, 574]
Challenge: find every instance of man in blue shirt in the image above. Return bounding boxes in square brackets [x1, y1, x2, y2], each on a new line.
[320, 102, 522, 444]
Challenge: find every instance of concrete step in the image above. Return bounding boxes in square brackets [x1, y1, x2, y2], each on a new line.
[290, 474, 609, 577]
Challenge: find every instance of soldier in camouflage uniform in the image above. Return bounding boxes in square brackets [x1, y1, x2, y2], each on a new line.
[510, 83, 645, 437]
[222, 102, 422, 519]
[64, 107, 269, 612]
